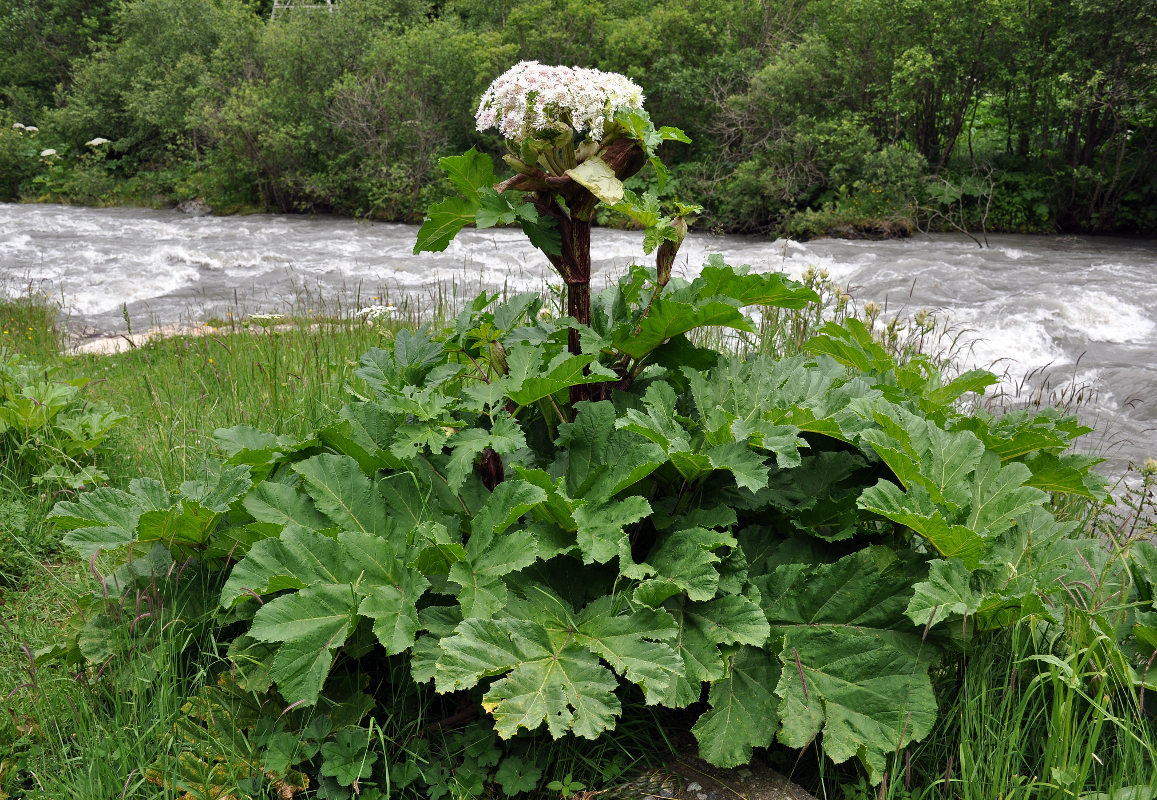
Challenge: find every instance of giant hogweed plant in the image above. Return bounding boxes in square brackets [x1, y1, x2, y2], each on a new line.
[44, 64, 1134, 794]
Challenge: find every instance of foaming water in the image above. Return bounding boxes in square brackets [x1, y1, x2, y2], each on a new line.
[2, 202, 1155, 472]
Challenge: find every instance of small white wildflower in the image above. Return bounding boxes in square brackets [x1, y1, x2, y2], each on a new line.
[356, 305, 398, 323]
[24, 125, 38, 133]
[536, 307, 552, 321]
[39, 148, 58, 158]
[476, 61, 645, 145]
[85, 137, 110, 147]
[12, 122, 25, 130]
[247, 313, 288, 329]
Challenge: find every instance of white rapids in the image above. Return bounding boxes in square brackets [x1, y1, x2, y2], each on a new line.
[2, 202, 1155, 474]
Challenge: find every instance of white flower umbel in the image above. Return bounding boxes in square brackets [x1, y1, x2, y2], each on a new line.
[246, 313, 288, 329]
[39, 148, 58, 158]
[356, 305, 398, 325]
[86, 137, 110, 147]
[12, 122, 25, 130]
[476, 61, 644, 146]
[24, 126, 38, 134]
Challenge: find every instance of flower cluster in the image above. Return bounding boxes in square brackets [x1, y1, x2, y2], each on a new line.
[12, 123, 38, 134]
[356, 304, 399, 325]
[245, 313, 288, 329]
[476, 61, 644, 145]
[86, 137, 110, 147]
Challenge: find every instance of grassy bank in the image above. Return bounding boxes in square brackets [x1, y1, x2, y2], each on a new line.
[1, 299, 397, 798]
[2, 287, 1156, 800]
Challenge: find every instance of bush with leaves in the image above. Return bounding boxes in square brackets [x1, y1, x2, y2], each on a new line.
[44, 64, 1132, 796]
[0, 349, 124, 491]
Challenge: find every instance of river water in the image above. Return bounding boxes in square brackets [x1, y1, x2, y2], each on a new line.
[2, 202, 1154, 474]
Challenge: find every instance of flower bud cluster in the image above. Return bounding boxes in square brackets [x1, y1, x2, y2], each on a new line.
[476, 61, 644, 145]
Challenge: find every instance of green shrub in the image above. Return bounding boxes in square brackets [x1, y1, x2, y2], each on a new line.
[0, 116, 43, 200]
[46, 270, 1124, 794]
[0, 350, 125, 491]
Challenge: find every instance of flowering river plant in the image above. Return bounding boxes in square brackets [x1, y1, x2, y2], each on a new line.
[416, 62, 699, 400]
[43, 61, 1123, 799]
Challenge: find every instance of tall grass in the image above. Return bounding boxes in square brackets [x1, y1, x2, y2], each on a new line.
[831, 466, 1157, 800]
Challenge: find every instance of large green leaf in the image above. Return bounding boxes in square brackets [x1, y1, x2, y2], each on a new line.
[775, 626, 936, 781]
[291, 454, 393, 537]
[439, 148, 497, 203]
[249, 583, 357, 705]
[658, 597, 728, 706]
[179, 463, 253, 513]
[613, 296, 752, 360]
[754, 548, 937, 781]
[858, 481, 986, 567]
[965, 453, 1046, 532]
[243, 481, 331, 530]
[617, 382, 772, 492]
[858, 449, 1046, 569]
[136, 502, 220, 550]
[414, 196, 477, 254]
[952, 407, 1094, 461]
[859, 404, 986, 509]
[355, 330, 445, 392]
[804, 318, 893, 376]
[555, 401, 665, 498]
[444, 415, 527, 492]
[51, 478, 171, 557]
[436, 617, 622, 739]
[1020, 451, 1109, 501]
[498, 345, 618, 407]
[359, 567, 431, 656]
[436, 592, 681, 738]
[470, 479, 548, 536]
[448, 525, 539, 618]
[317, 417, 399, 475]
[904, 558, 980, 628]
[221, 522, 430, 704]
[692, 646, 781, 767]
[691, 258, 818, 309]
[633, 527, 738, 602]
[563, 596, 681, 706]
[573, 496, 651, 565]
[686, 354, 872, 449]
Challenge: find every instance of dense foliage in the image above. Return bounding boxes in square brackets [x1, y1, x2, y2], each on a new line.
[2, 0, 1155, 234]
[0, 349, 123, 489]
[42, 266, 1156, 796]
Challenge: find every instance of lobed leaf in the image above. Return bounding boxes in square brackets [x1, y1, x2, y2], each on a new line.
[692, 647, 781, 767]
[775, 626, 937, 782]
[292, 454, 393, 537]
